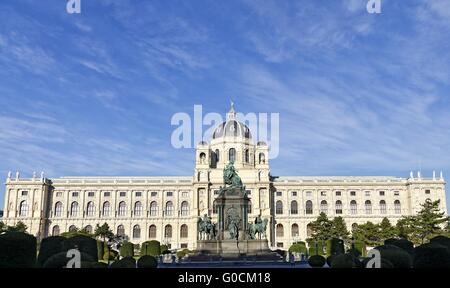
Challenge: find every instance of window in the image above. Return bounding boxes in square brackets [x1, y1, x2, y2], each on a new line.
[87, 192, 95, 197]
[276, 201, 283, 214]
[118, 201, 127, 216]
[215, 149, 220, 163]
[70, 202, 79, 217]
[380, 200, 386, 214]
[180, 224, 188, 238]
[54, 202, 63, 217]
[165, 225, 172, 238]
[19, 200, 28, 217]
[350, 200, 357, 214]
[84, 225, 92, 234]
[276, 243, 284, 248]
[248, 200, 252, 214]
[305, 200, 313, 215]
[117, 225, 125, 236]
[306, 191, 312, 197]
[135, 192, 142, 197]
[365, 200, 372, 215]
[291, 224, 299, 237]
[291, 191, 297, 197]
[365, 191, 371, 197]
[182, 192, 189, 198]
[52, 225, 60, 236]
[102, 201, 110, 217]
[245, 149, 249, 163]
[350, 191, 356, 196]
[335, 200, 343, 214]
[394, 191, 400, 196]
[69, 225, 77, 232]
[425, 190, 431, 195]
[134, 201, 143, 217]
[72, 192, 79, 197]
[165, 201, 173, 216]
[213, 200, 218, 214]
[86, 202, 95, 217]
[56, 192, 62, 197]
[335, 191, 341, 196]
[166, 192, 173, 197]
[133, 225, 141, 238]
[394, 200, 401, 214]
[321, 191, 326, 197]
[150, 201, 157, 216]
[276, 224, 284, 237]
[181, 243, 188, 249]
[379, 191, 385, 196]
[104, 192, 110, 197]
[151, 192, 157, 197]
[259, 153, 265, 164]
[21, 191, 28, 196]
[181, 201, 189, 216]
[149, 225, 157, 238]
[290, 201, 298, 215]
[320, 200, 328, 214]
[276, 191, 282, 197]
[229, 148, 236, 162]
[119, 192, 126, 197]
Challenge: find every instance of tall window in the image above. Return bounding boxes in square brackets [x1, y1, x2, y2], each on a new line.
[118, 201, 127, 216]
[290, 201, 298, 215]
[134, 201, 143, 217]
[394, 200, 401, 214]
[229, 148, 236, 162]
[248, 200, 252, 214]
[165, 225, 172, 238]
[335, 200, 343, 214]
[291, 224, 299, 237]
[276, 201, 283, 214]
[215, 149, 220, 163]
[84, 225, 92, 234]
[70, 202, 79, 217]
[165, 201, 173, 216]
[305, 200, 313, 215]
[213, 200, 218, 214]
[245, 149, 249, 163]
[380, 200, 386, 214]
[52, 225, 60, 236]
[133, 225, 141, 238]
[365, 200, 372, 215]
[276, 224, 284, 237]
[54, 202, 63, 217]
[150, 201, 157, 216]
[86, 202, 95, 217]
[149, 225, 157, 238]
[103, 201, 110, 217]
[181, 201, 189, 216]
[19, 200, 28, 217]
[117, 225, 125, 236]
[180, 224, 188, 238]
[320, 200, 328, 214]
[259, 153, 265, 164]
[350, 200, 357, 214]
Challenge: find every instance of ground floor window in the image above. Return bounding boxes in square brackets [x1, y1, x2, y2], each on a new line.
[181, 243, 188, 249]
[276, 242, 284, 248]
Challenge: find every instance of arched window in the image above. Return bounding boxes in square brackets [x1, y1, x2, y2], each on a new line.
[180, 224, 188, 238]
[276, 224, 284, 237]
[19, 200, 28, 217]
[213, 200, 218, 214]
[86, 202, 95, 217]
[290, 201, 298, 215]
[352, 223, 358, 231]
[305, 200, 313, 214]
[394, 200, 401, 214]
[134, 201, 143, 217]
[69, 225, 77, 232]
[84, 225, 92, 234]
[245, 149, 249, 163]
[54, 202, 63, 217]
[379, 200, 386, 214]
[149, 225, 157, 238]
[181, 201, 189, 216]
[133, 225, 141, 238]
[291, 224, 299, 237]
[52, 225, 60, 236]
[306, 223, 313, 237]
[350, 200, 357, 215]
[365, 200, 372, 215]
[102, 201, 110, 217]
[117, 225, 125, 236]
[165, 225, 172, 238]
[276, 201, 283, 214]
[229, 148, 236, 162]
[118, 201, 127, 216]
[70, 202, 79, 217]
[259, 153, 265, 164]
[335, 200, 343, 214]
[165, 201, 173, 216]
[248, 200, 252, 214]
[199, 152, 206, 164]
[150, 201, 158, 216]
[215, 149, 220, 163]
[320, 200, 328, 214]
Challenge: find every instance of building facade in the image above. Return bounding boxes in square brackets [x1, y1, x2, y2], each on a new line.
[2, 106, 448, 250]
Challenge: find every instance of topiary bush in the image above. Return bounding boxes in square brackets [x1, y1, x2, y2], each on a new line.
[430, 236, 450, 253]
[96, 241, 105, 261]
[37, 236, 65, 267]
[119, 241, 134, 258]
[0, 232, 37, 268]
[391, 238, 414, 256]
[43, 251, 94, 268]
[374, 245, 412, 268]
[140, 240, 161, 256]
[160, 244, 170, 254]
[307, 242, 324, 256]
[326, 238, 345, 257]
[413, 243, 450, 268]
[331, 253, 362, 268]
[384, 238, 397, 246]
[137, 255, 158, 268]
[110, 256, 136, 268]
[308, 255, 326, 268]
[103, 248, 118, 261]
[353, 240, 367, 257]
[289, 242, 307, 254]
[62, 235, 98, 261]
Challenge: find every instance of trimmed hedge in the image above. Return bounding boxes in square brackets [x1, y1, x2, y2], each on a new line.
[103, 249, 118, 261]
[62, 235, 98, 261]
[96, 241, 105, 261]
[331, 253, 360, 268]
[81, 261, 108, 268]
[326, 238, 345, 257]
[307, 242, 324, 256]
[160, 244, 169, 254]
[384, 238, 397, 246]
[288, 242, 307, 254]
[0, 232, 37, 268]
[137, 255, 158, 268]
[140, 240, 161, 256]
[37, 236, 65, 267]
[120, 241, 134, 258]
[413, 243, 450, 268]
[353, 240, 367, 257]
[374, 245, 412, 268]
[308, 255, 326, 268]
[111, 256, 136, 268]
[391, 238, 414, 255]
[430, 236, 450, 253]
[43, 251, 94, 268]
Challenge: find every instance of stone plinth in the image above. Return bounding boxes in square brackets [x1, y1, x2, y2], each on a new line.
[197, 239, 270, 256]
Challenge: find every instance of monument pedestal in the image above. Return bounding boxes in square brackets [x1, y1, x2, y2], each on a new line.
[197, 239, 270, 256]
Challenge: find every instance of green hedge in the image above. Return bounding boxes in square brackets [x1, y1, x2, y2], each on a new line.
[176, 249, 192, 259]
[62, 235, 98, 261]
[352, 240, 367, 257]
[160, 244, 169, 254]
[326, 238, 345, 257]
[288, 242, 307, 254]
[391, 238, 414, 255]
[307, 242, 324, 256]
[414, 243, 450, 268]
[96, 241, 105, 261]
[374, 245, 412, 268]
[111, 256, 136, 268]
[137, 255, 158, 268]
[37, 236, 65, 267]
[140, 240, 161, 256]
[103, 248, 118, 261]
[430, 236, 450, 253]
[308, 255, 326, 268]
[0, 232, 37, 268]
[331, 253, 360, 268]
[120, 241, 134, 258]
[43, 251, 94, 268]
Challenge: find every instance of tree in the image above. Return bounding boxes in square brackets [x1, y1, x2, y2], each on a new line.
[414, 199, 449, 244]
[330, 217, 349, 240]
[352, 222, 382, 247]
[378, 218, 397, 240]
[307, 213, 333, 246]
[94, 223, 114, 244]
[5, 221, 28, 233]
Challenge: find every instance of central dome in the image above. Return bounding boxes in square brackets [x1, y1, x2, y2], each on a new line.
[212, 103, 252, 140]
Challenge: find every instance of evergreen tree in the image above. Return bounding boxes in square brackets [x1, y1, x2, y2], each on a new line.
[5, 221, 28, 233]
[94, 223, 114, 244]
[352, 222, 382, 247]
[330, 216, 349, 240]
[414, 199, 449, 244]
[378, 217, 397, 240]
[307, 213, 333, 246]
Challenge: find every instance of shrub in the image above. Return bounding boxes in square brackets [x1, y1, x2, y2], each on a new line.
[414, 243, 450, 268]
[430, 236, 450, 253]
[160, 244, 170, 254]
[137, 255, 158, 268]
[326, 255, 335, 267]
[331, 253, 359, 268]
[0, 232, 37, 268]
[391, 238, 414, 255]
[288, 242, 307, 254]
[353, 240, 367, 257]
[374, 245, 412, 268]
[62, 235, 98, 261]
[96, 241, 104, 261]
[384, 238, 397, 246]
[140, 240, 161, 256]
[110, 256, 136, 268]
[43, 251, 94, 268]
[176, 249, 191, 259]
[103, 249, 118, 261]
[307, 242, 324, 256]
[308, 255, 326, 268]
[119, 241, 134, 258]
[326, 238, 345, 257]
[37, 236, 65, 267]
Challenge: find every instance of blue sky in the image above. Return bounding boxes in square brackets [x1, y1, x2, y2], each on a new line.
[1, 0, 450, 209]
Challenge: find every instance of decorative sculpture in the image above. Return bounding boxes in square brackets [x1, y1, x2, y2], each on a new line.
[223, 161, 243, 190]
[197, 214, 216, 240]
[247, 215, 268, 239]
